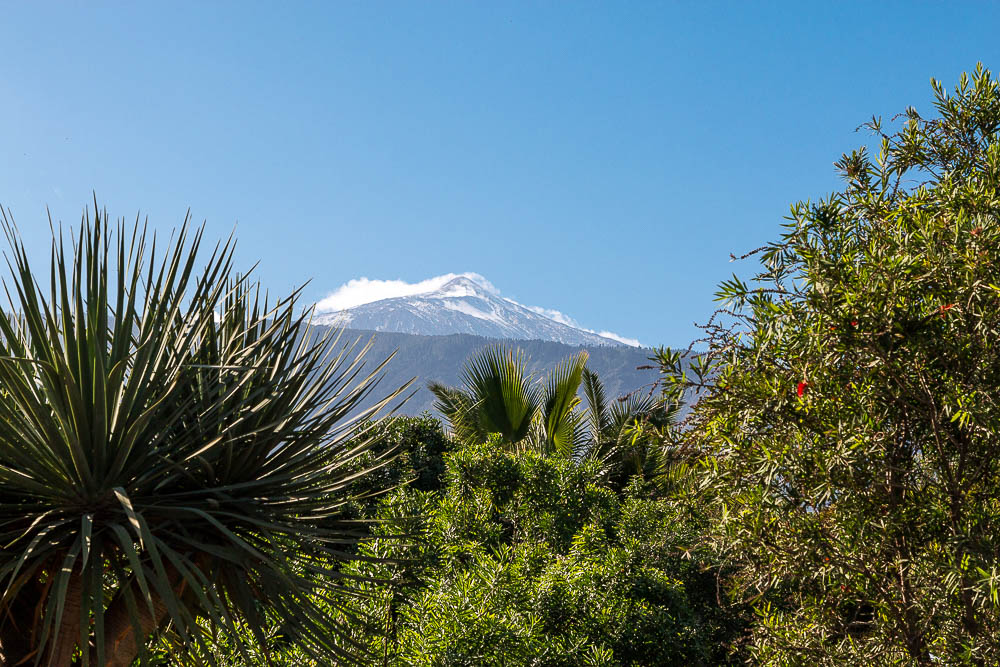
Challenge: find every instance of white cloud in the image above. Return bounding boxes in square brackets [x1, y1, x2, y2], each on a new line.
[315, 272, 642, 347]
[316, 272, 496, 312]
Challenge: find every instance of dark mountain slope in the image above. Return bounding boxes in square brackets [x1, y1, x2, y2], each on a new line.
[323, 327, 661, 416]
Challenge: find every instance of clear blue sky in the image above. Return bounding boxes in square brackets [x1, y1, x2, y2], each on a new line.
[3, 1, 999, 347]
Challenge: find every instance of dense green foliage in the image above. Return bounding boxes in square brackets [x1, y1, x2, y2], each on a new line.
[660, 65, 1000, 665]
[343, 413, 457, 518]
[238, 436, 744, 666]
[371, 444, 740, 666]
[159, 415, 456, 666]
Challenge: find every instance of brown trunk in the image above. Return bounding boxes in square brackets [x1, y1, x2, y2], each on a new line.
[0, 583, 42, 666]
[0, 612, 35, 666]
[101, 561, 198, 667]
[46, 569, 84, 667]
[103, 589, 172, 667]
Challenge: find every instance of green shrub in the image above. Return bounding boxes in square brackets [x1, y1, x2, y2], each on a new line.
[336, 443, 744, 665]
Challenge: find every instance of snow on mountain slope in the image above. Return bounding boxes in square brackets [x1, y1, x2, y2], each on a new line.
[314, 276, 632, 347]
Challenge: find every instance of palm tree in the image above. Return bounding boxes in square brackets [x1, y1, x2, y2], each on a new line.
[430, 344, 676, 491]
[0, 205, 406, 665]
[539, 352, 588, 456]
[429, 344, 587, 454]
[580, 367, 676, 487]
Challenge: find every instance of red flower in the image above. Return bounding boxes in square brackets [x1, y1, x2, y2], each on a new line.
[850, 320, 858, 327]
[939, 303, 956, 318]
[797, 381, 808, 397]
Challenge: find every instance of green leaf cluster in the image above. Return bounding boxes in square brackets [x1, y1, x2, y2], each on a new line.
[431, 344, 674, 489]
[665, 64, 1000, 665]
[331, 443, 745, 666]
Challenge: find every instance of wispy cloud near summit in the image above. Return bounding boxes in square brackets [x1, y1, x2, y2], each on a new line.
[518, 304, 641, 347]
[315, 272, 497, 312]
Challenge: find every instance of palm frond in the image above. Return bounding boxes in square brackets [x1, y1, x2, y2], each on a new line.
[429, 382, 482, 445]
[609, 387, 656, 426]
[460, 344, 540, 445]
[541, 352, 587, 457]
[581, 367, 610, 444]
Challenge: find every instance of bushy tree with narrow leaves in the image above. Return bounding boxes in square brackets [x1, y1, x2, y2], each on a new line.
[331, 444, 746, 666]
[662, 65, 1000, 665]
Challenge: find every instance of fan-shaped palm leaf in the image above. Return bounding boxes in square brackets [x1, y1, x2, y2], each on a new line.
[428, 382, 481, 446]
[463, 345, 540, 443]
[431, 344, 540, 446]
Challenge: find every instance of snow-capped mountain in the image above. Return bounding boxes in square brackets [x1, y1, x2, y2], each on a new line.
[313, 276, 630, 347]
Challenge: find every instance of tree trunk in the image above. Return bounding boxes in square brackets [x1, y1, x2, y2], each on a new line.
[46, 568, 84, 667]
[103, 589, 172, 667]
[101, 561, 198, 667]
[0, 605, 36, 666]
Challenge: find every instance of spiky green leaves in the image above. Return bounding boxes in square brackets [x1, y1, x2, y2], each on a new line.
[0, 204, 406, 665]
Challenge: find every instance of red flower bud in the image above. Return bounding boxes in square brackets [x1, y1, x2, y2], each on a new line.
[797, 381, 808, 397]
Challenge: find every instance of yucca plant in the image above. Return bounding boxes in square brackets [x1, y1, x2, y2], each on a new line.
[0, 204, 406, 666]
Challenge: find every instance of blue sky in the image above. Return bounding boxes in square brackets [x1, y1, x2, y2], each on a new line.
[3, 1, 999, 347]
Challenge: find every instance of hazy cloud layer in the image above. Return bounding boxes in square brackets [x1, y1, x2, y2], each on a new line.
[316, 273, 641, 347]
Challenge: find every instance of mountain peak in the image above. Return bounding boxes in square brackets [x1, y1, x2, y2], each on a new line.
[314, 274, 638, 347]
[430, 275, 495, 299]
